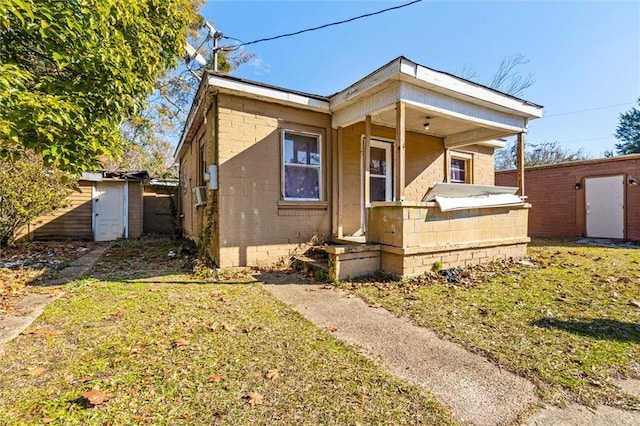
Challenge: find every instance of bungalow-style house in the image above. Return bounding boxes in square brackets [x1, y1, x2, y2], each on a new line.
[176, 57, 543, 279]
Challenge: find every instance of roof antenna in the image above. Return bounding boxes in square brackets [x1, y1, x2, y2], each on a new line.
[184, 21, 224, 79]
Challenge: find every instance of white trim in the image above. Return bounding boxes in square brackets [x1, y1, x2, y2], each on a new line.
[398, 58, 543, 118]
[330, 81, 530, 132]
[174, 80, 209, 161]
[281, 129, 323, 202]
[477, 139, 507, 149]
[82, 172, 103, 182]
[330, 57, 543, 119]
[91, 184, 97, 239]
[209, 75, 330, 112]
[450, 151, 473, 184]
[360, 136, 394, 232]
[123, 181, 129, 239]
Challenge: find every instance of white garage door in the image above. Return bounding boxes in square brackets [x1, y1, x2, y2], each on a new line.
[585, 175, 624, 239]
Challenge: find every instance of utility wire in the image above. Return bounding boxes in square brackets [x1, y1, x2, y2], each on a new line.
[541, 101, 635, 119]
[222, 0, 422, 49]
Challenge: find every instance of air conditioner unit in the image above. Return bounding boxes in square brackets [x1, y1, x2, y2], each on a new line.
[192, 186, 207, 206]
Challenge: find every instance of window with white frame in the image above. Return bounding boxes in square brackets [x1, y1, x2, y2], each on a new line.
[450, 152, 472, 183]
[282, 130, 322, 200]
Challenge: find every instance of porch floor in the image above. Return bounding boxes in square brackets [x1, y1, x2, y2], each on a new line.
[331, 235, 366, 244]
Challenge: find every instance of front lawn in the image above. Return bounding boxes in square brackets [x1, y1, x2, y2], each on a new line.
[344, 239, 640, 408]
[0, 239, 453, 425]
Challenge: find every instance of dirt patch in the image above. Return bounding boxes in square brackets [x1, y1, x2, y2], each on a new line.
[0, 241, 98, 312]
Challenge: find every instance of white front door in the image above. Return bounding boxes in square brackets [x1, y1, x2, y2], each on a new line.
[585, 175, 624, 239]
[361, 139, 393, 232]
[369, 140, 393, 202]
[94, 182, 126, 241]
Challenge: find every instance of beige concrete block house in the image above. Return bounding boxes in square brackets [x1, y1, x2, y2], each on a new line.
[176, 57, 543, 279]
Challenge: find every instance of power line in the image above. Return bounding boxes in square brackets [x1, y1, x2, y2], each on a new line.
[222, 0, 422, 49]
[540, 101, 635, 119]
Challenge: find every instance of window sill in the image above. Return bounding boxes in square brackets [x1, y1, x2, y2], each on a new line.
[278, 201, 328, 210]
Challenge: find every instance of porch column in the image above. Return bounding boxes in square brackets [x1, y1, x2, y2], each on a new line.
[395, 101, 406, 201]
[364, 115, 372, 208]
[337, 127, 344, 238]
[444, 148, 451, 183]
[331, 128, 338, 237]
[516, 132, 525, 196]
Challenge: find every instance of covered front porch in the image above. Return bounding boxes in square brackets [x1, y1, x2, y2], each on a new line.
[324, 57, 542, 279]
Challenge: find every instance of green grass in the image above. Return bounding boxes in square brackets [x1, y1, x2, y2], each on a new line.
[343, 239, 640, 408]
[0, 238, 453, 425]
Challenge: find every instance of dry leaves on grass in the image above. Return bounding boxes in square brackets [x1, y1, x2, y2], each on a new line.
[265, 369, 279, 380]
[243, 391, 264, 406]
[103, 310, 124, 321]
[172, 338, 190, 348]
[21, 328, 60, 339]
[82, 388, 114, 406]
[24, 367, 45, 377]
[325, 325, 338, 332]
[209, 374, 226, 383]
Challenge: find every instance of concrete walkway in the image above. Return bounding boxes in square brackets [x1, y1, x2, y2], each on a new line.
[262, 273, 640, 426]
[0, 245, 107, 352]
[262, 273, 538, 425]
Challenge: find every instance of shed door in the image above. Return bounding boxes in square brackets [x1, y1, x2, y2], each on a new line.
[585, 175, 624, 239]
[94, 182, 125, 241]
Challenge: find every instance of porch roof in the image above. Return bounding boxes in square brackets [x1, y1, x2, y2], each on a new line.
[175, 56, 543, 159]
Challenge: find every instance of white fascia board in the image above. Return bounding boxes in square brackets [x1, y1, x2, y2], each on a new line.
[477, 139, 507, 149]
[81, 172, 103, 182]
[329, 59, 402, 109]
[400, 82, 527, 132]
[174, 80, 209, 161]
[399, 58, 543, 119]
[332, 84, 400, 129]
[445, 128, 513, 149]
[208, 75, 330, 112]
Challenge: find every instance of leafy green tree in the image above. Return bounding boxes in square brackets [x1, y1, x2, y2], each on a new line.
[0, 150, 74, 247]
[0, 0, 201, 174]
[614, 98, 640, 155]
[108, 33, 253, 178]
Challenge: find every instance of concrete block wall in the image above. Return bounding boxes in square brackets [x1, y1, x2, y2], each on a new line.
[216, 95, 333, 267]
[381, 243, 528, 276]
[128, 182, 144, 238]
[367, 204, 530, 249]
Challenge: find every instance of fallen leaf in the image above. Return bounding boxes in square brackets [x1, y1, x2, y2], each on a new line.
[172, 338, 190, 347]
[25, 367, 45, 377]
[221, 323, 236, 332]
[369, 303, 382, 308]
[41, 418, 53, 424]
[265, 369, 279, 380]
[244, 391, 263, 406]
[320, 285, 333, 290]
[149, 287, 162, 292]
[82, 388, 113, 406]
[209, 374, 226, 383]
[103, 310, 124, 321]
[243, 325, 262, 334]
[179, 412, 190, 419]
[205, 322, 218, 331]
[69, 375, 91, 384]
[629, 299, 640, 309]
[326, 325, 338, 332]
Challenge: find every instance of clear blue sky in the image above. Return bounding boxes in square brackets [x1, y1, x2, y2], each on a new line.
[200, 0, 640, 158]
